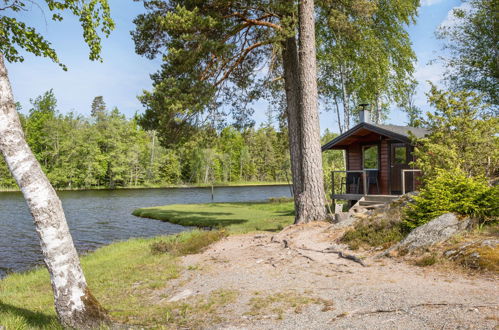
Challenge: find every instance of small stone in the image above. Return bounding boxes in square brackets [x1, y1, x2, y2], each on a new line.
[444, 250, 457, 257]
[469, 252, 480, 259]
[168, 289, 194, 302]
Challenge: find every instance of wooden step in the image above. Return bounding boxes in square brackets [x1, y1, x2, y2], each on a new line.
[363, 195, 399, 203]
[359, 200, 386, 207]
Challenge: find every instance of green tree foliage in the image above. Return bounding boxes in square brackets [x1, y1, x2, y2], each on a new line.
[131, 1, 296, 145]
[317, 0, 418, 130]
[403, 169, 498, 229]
[412, 85, 499, 179]
[436, 0, 499, 109]
[0, 92, 309, 189]
[406, 86, 498, 228]
[0, 0, 114, 69]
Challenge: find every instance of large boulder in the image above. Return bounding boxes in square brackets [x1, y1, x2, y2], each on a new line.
[394, 213, 473, 252]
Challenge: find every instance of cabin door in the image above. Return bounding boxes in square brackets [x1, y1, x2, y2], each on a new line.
[390, 143, 411, 194]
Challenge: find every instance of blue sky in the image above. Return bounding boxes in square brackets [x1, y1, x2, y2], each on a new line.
[6, 0, 461, 133]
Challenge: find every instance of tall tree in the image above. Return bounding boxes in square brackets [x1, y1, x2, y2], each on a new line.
[132, 1, 327, 223]
[437, 0, 499, 110]
[0, 1, 114, 327]
[296, 0, 326, 222]
[91, 95, 107, 118]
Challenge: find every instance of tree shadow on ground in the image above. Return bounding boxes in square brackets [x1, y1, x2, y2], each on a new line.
[0, 302, 58, 328]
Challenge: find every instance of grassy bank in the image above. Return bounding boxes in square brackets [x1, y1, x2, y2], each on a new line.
[0, 230, 231, 328]
[0, 181, 291, 193]
[133, 201, 295, 234]
[0, 202, 294, 328]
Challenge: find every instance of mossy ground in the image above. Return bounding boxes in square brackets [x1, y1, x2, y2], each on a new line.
[340, 210, 406, 250]
[133, 201, 295, 234]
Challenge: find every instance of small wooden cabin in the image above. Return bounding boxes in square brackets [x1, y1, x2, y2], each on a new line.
[322, 110, 428, 201]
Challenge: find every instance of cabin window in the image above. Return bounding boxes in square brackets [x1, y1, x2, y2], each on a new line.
[363, 145, 378, 169]
[394, 146, 407, 164]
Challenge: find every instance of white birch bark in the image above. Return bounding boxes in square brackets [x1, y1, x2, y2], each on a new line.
[0, 54, 108, 328]
[296, 0, 327, 223]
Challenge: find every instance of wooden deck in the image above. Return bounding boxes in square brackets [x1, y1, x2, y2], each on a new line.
[332, 194, 401, 201]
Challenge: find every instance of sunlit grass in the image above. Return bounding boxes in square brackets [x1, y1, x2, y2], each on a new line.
[0, 231, 221, 328]
[133, 201, 295, 234]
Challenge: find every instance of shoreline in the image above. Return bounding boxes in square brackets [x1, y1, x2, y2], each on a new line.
[0, 181, 292, 193]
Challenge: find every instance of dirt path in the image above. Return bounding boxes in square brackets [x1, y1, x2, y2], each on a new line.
[157, 222, 498, 329]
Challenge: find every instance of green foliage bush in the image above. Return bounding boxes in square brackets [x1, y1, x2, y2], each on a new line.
[403, 170, 498, 230]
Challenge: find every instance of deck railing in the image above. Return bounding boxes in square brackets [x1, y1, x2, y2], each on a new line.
[331, 170, 368, 197]
[331, 168, 423, 198]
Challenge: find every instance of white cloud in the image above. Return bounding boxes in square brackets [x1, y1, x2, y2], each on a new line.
[421, 0, 445, 6]
[439, 2, 472, 28]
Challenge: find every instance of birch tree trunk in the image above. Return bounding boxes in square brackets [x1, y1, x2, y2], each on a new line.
[282, 37, 303, 217]
[340, 66, 350, 131]
[0, 55, 108, 328]
[296, 0, 327, 223]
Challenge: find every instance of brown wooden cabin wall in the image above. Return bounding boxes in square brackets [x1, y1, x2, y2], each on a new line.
[347, 144, 362, 171]
[346, 138, 391, 195]
[380, 139, 389, 194]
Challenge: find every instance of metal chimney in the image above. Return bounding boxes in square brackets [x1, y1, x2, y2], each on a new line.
[359, 103, 370, 123]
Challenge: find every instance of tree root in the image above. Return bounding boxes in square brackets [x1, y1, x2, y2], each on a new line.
[297, 246, 366, 267]
[271, 237, 366, 266]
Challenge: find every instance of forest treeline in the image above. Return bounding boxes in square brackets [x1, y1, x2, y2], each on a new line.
[0, 90, 343, 190]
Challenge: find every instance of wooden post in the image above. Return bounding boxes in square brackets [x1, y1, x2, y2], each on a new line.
[401, 170, 405, 195]
[363, 170, 367, 196]
[211, 184, 214, 201]
[331, 170, 335, 201]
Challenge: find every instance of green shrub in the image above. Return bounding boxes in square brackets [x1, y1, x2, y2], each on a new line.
[341, 217, 405, 250]
[403, 170, 497, 230]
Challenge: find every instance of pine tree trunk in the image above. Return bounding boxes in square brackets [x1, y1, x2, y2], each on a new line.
[0, 55, 109, 328]
[296, 0, 327, 223]
[281, 37, 303, 217]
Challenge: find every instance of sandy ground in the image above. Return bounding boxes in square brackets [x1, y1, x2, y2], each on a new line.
[159, 222, 499, 329]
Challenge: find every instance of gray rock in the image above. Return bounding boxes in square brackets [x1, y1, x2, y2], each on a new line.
[395, 213, 472, 252]
[480, 239, 499, 248]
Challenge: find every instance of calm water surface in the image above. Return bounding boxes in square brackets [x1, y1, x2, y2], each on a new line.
[0, 185, 291, 278]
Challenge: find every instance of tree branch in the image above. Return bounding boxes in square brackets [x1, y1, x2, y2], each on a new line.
[214, 40, 271, 86]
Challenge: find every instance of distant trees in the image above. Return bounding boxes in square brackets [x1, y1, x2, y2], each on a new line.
[437, 0, 499, 110]
[0, 92, 296, 189]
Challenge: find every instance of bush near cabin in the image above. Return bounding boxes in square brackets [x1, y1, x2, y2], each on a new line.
[403, 169, 498, 230]
[405, 86, 498, 229]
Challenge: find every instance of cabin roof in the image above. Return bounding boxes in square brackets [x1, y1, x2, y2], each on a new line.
[322, 122, 429, 150]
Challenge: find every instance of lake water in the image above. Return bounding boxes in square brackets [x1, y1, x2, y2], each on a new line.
[0, 185, 291, 278]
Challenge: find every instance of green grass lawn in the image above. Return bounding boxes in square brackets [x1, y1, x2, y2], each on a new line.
[0, 230, 231, 328]
[132, 201, 295, 234]
[0, 202, 295, 328]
